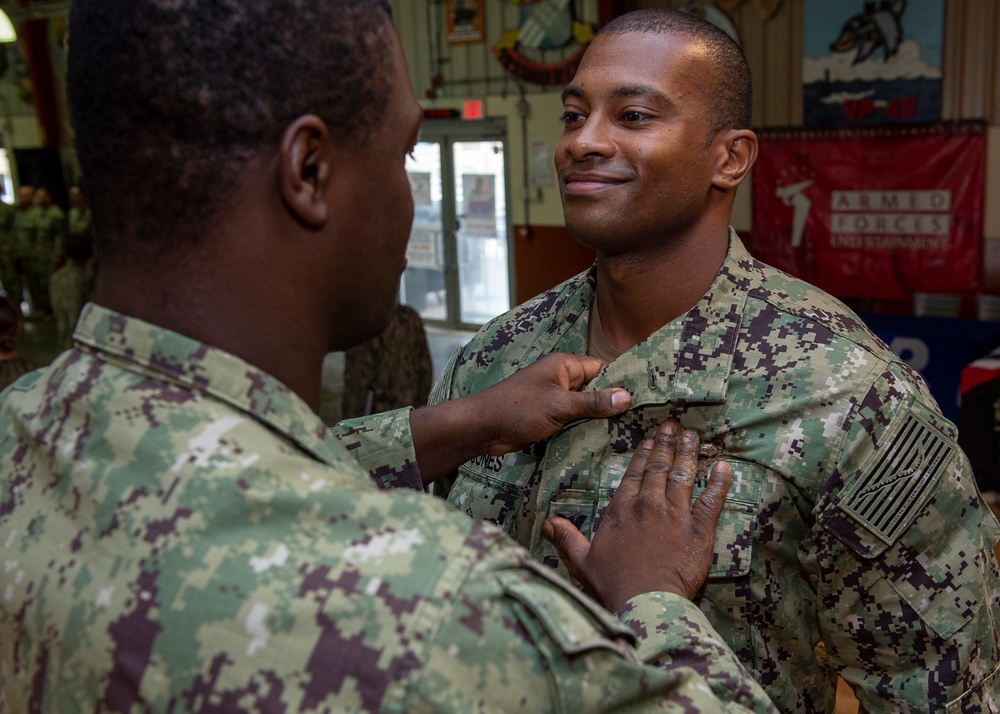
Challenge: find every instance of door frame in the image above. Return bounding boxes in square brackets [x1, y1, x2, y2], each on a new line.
[409, 117, 514, 330]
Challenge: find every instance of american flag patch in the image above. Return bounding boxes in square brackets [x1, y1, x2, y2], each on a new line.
[840, 411, 953, 546]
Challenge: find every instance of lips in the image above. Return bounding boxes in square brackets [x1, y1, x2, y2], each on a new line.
[561, 171, 629, 197]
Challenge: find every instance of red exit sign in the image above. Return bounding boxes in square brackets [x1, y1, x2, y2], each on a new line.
[462, 99, 484, 120]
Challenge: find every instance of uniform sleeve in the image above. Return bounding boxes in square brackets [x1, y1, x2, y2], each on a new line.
[617, 592, 776, 710]
[409, 555, 777, 714]
[332, 345, 469, 494]
[812, 363, 1000, 713]
[331, 407, 423, 490]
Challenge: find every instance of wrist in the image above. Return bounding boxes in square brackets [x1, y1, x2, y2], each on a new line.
[408, 396, 494, 483]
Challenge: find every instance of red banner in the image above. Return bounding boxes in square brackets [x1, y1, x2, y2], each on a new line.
[751, 123, 985, 300]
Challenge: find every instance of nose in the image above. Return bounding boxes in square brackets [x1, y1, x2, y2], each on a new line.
[560, 115, 615, 162]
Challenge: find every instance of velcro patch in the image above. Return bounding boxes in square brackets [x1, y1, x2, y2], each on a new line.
[840, 410, 954, 547]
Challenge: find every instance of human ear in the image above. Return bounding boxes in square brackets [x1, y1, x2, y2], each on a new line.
[713, 129, 758, 190]
[279, 114, 333, 229]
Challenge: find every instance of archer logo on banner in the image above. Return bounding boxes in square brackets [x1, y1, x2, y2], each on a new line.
[775, 178, 815, 248]
[752, 123, 985, 301]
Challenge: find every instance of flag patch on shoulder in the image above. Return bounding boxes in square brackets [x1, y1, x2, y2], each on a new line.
[840, 411, 953, 546]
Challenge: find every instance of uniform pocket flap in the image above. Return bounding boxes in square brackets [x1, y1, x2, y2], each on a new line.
[693, 458, 764, 579]
[496, 562, 637, 658]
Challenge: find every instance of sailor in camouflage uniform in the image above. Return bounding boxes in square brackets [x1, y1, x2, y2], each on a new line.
[0, 1, 778, 712]
[1, 305, 774, 714]
[7, 185, 36, 310]
[432, 10, 1000, 713]
[24, 186, 63, 316]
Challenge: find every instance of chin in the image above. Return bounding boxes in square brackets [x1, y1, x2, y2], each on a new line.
[327, 299, 395, 352]
[364, 302, 397, 342]
[565, 219, 619, 254]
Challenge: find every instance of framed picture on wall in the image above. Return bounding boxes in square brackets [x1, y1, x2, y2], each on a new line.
[445, 0, 484, 45]
[803, 0, 944, 126]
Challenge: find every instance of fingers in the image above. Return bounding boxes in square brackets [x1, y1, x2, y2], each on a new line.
[536, 389, 631, 434]
[539, 352, 609, 389]
[568, 354, 611, 386]
[542, 517, 592, 584]
[662, 427, 701, 511]
[638, 421, 679, 498]
[545, 352, 630, 417]
[690, 460, 732, 532]
[534, 353, 631, 422]
[616, 438, 654, 500]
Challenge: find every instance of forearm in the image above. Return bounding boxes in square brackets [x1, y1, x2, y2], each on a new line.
[408, 397, 493, 484]
[331, 401, 493, 488]
[417, 560, 777, 714]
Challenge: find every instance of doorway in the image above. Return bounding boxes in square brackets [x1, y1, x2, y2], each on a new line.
[401, 118, 513, 329]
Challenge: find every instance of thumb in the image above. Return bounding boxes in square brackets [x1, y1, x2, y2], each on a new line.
[558, 388, 631, 422]
[691, 460, 732, 532]
[543, 517, 591, 580]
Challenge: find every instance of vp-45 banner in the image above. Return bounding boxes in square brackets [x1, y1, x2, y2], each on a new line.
[751, 123, 985, 300]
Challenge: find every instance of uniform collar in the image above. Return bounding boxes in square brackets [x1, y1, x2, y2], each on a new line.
[551, 229, 752, 407]
[73, 303, 342, 466]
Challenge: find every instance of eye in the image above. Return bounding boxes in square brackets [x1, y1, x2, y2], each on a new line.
[622, 110, 650, 123]
[559, 110, 586, 125]
[407, 148, 417, 161]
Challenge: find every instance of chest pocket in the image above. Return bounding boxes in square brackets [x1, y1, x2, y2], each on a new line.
[448, 450, 540, 540]
[538, 452, 764, 579]
[696, 457, 764, 579]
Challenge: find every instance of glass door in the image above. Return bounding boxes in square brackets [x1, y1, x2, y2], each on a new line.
[402, 142, 448, 320]
[401, 120, 512, 329]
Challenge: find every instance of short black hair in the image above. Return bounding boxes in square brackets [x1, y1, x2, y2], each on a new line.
[67, 0, 394, 267]
[598, 9, 752, 141]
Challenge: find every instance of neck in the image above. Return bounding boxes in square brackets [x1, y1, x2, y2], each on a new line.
[95, 242, 330, 412]
[593, 227, 730, 353]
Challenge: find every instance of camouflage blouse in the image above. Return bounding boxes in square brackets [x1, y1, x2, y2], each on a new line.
[433, 230, 1000, 713]
[0, 303, 775, 713]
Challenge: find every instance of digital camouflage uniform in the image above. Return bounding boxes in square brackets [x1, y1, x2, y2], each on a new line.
[49, 260, 95, 350]
[342, 303, 434, 419]
[29, 202, 65, 313]
[0, 303, 777, 714]
[67, 203, 94, 249]
[12, 204, 38, 310]
[432, 230, 1000, 714]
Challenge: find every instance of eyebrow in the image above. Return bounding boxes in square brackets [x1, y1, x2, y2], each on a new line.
[561, 83, 670, 105]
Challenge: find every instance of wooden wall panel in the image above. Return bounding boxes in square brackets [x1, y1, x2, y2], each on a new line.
[941, 0, 963, 120]
[932, 0, 998, 123]
[513, 224, 596, 302]
[994, 5, 1000, 121]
